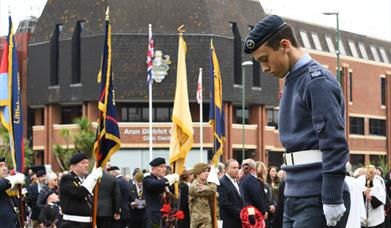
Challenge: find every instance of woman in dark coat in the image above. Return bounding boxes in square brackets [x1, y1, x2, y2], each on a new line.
[177, 169, 193, 228]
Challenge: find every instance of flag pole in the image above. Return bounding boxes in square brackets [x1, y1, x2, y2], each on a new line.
[199, 68, 203, 162]
[148, 24, 153, 162]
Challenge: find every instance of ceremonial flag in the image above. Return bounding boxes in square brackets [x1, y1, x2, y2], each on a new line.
[94, 10, 121, 168]
[147, 24, 154, 85]
[196, 68, 202, 104]
[0, 16, 24, 173]
[209, 40, 225, 166]
[169, 32, 193, 176]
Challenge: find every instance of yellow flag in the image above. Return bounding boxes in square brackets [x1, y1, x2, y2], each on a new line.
[169, 33, 194, 176]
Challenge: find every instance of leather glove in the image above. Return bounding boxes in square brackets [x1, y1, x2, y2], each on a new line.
[165, 173, 179, 186]
[323, 204, 346, 227]
[207, 167, 220, 186]
[5, 173, 25, 189]
[81, 167, 103, 194]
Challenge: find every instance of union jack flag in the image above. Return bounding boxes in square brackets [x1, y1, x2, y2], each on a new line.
[147, 24, 154, 84]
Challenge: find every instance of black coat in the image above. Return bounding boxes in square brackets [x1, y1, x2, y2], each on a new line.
[129, 184, 145, 223]
[272, 180, 285, 228]
[59, 171, 92, 217]
[177, 182, 190, 228]
[143, 174, 168, 228]
[27, 183, 42, 220]
[116, 175, 131, 220]
[218, 175, 244, 228]
[0, 178, 19, 228]
[240, 173, 267, 215]
[97, 172, 121, 217]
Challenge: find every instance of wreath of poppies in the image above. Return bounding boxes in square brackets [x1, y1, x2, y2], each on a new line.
[240, 205, 265, 228]
[160, 192, 185, 228]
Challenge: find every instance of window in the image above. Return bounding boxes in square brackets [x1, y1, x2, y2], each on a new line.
[300, 31, 311, 49]
[231, 22, 242, 85]
[338, 40, 346, 55]
[349, 72, 353, 102]
[358, 43, 368, 59]
[311, 33, 322, 51]
[369, 118, 386, 136]
[252, 59, 261, 87]
[50, 24, 62, 86]
[370, 45, 380, 62]
[379, 47, 389, 63]
[349, 117, 364, 135]
[235, 106, 249, 124]
[381, 77, 386, 106]
[266, 108, 279, 129]
[71, 21, 84, 84]
[348, 40, 359, 58]
[61, 105, 82, 124]
[325, 35, 335, 53]
[119, 104, 173, 122]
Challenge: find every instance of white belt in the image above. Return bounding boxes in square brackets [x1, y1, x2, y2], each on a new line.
[63, 214, 92, 223]
[283, 150, 322, 166]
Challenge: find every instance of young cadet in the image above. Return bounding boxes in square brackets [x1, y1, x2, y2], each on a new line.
[244, 15, 350, 227]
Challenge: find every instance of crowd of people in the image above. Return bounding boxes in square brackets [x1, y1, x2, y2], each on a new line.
[1, 153, 391, 228]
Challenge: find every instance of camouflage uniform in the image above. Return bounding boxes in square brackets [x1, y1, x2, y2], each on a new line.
[189, 178, 220, 228]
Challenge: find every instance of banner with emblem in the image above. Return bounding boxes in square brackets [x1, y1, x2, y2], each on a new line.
[0, 16, 24, 173]
[94, 8, 121, 168]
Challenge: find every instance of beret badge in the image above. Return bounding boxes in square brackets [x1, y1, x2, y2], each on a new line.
[246, 39, 255, 49]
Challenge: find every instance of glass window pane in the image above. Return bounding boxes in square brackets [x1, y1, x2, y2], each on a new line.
[358, 43, 368, 60]
[370, 45, 380, 62]
[155, 107, 170, 122]
[142, 107, 149, 122]
[339, 40, 346, 55]
[311, 33, 322, 51]
[121, 107, 127, 121]
[128, 107, 141, 122]
[300, 31, 312, 49]
[325, 35, 335, 53]
[379, 47, 389, 63]
[348, 40, 359, 58]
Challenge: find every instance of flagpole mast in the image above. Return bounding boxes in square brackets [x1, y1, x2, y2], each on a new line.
[148, 24, 153, 162]
[199, 68, 203, 162]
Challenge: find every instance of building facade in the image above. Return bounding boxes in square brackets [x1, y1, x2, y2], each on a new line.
[27, 0, 391, 172]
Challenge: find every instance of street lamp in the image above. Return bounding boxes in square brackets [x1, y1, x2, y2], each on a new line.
[323, 11, 340, 83]
[241, 61, 253, 160]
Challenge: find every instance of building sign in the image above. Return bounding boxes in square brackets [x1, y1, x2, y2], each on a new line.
[123, 127, 173, 142]
[152, 50, 171, 83]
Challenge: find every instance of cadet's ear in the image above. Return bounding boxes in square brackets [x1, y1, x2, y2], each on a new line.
[280, 39, 290, 51]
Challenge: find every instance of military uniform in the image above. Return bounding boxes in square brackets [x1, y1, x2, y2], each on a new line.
[59, 171, 92, 228]
[143, 173, 168, 228]
[189, 178, 219, 228]
[0, 178, 20, 228]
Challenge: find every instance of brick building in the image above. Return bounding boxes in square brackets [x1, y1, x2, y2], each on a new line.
[27, 0, 391, 172]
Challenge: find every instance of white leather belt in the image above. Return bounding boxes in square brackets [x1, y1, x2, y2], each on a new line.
[283, 150, 322, 166]
[63, 214, 92, 223]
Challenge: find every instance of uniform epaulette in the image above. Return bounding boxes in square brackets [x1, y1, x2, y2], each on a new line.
[309, 64, 324, 79]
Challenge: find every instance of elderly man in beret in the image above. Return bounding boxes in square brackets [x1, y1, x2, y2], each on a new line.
[143, 157, 179, 228]
[59, 153, 103, 228]
[0, 156, 25, 228]
[244, 15, 350, 227]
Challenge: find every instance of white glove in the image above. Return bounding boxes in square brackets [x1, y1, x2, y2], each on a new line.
[81, 167, 102, 194]
[323, 204, 346, 227]
[207, 167, 220, 186]
[165, 173, 179, 186]
[5, 173, 25, 189]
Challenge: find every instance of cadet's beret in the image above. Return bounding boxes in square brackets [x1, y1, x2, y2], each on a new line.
[134, 171, 144, 182]
[36, 169, 46, 177]
[0, 156, 5, 163]
[192, 163, 209, 175]
[69, 153, 89, 165]
[149, 157, 166, 167]
[244, 15, 287, 54]
[107, 166, 120, 172]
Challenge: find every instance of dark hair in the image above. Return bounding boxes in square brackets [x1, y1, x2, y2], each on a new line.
[265, 24, 299, 50]
[266, 166, 280, 185]
[224, 159, 238, 171]
[179, 169, 190, 184]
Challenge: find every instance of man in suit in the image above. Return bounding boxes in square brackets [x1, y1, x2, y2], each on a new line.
[107, 166, 130, 228]
[60, 153, 102, 228]
[0, 156, 25, 228]
[143, 157, 179, 228]
[218, 159, 243, 228]
[27, 169, 46, 228]
[129, 171, 146, 228]
[240, 159, 268, 217]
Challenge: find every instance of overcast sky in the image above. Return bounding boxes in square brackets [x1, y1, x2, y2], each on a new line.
[0, 0, 390, 41]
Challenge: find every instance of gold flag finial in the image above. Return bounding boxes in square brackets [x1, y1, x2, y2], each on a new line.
[177, 25, 185, 33]
[105, 6, 109, 20]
